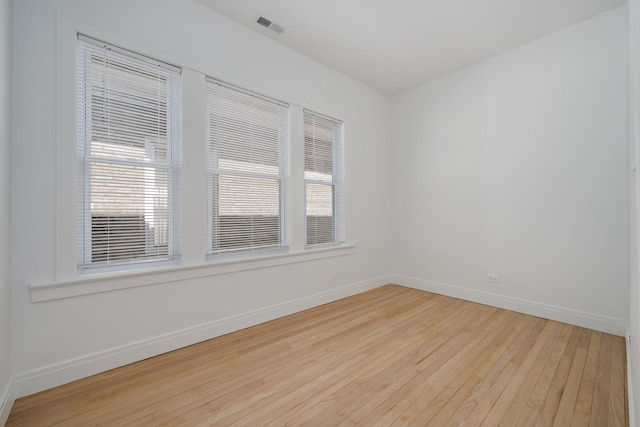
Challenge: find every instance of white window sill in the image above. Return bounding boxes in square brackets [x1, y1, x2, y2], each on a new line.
[30, 244, 355, 303]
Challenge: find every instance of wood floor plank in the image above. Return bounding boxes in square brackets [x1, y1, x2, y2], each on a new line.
[285, 301, 497, 426]
[502, 323, 571, 426]
[552, 344, 589, 426]
[478, 321, 560, 426]
[513, 323, 574, 426]
[395, 311, 524, 426]
[209, 292, 449, 426]
[263, 297, 472, 426]
[609, 336, 627, 427]
[114, 292, 430, 423]
[6, 285, 627, 427]
[146, 290, 458, 421]
[367, 307, 502, 426]
[571, 330, 602, 426]
[590, 332, 613, 426]
[417, 314, 535, 426]
[447, 316, 545, 426]
[532, 326, 583, 427]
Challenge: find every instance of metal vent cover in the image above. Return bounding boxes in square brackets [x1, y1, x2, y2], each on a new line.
[256, 16, 272, 28]
[256, 16, 284, 34]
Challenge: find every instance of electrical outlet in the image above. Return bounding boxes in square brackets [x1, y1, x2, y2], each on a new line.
[486, 274, 501, 284]
[330, 270, 340, 280]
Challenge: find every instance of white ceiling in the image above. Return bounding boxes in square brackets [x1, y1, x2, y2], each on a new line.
[197, 0, 625, 95]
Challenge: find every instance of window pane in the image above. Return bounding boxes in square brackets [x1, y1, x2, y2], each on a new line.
[305, 119, 334, 178]
[89, 159, 170, 262]
[212, 174, 282, 253]
[306, 182, 335, 245]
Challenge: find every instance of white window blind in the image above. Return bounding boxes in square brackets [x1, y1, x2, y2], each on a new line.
[304, 110, 345, 246]
[205, 79, 289, 256]
[76, 35, 182, 270]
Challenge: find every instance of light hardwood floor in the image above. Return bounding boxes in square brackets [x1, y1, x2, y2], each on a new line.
[7, 285, 627, 426]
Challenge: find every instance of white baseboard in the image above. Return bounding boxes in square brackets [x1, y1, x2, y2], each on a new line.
[14, 276, 389, 398]
[0, 379, 15, 427]
[391, 274, 626, 336]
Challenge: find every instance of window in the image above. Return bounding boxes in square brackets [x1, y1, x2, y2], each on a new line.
[76, 35, 182, 271]
[304, 110, 345, 246]
[205, 79, 289, 256]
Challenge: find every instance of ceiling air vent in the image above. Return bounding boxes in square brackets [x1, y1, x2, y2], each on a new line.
[256, 16, 284, 34]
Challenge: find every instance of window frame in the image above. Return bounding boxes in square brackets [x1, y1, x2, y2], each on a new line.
[205, 78, 290, 259]
[75, 34, 182, 273]
[303, 110, 346, 248]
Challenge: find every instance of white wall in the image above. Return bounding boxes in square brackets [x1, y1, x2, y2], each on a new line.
[390, 7, 629, 335]
[628, 0, 640, 423]
[0, 0, 13, 423]
[11, 0, 391, 397]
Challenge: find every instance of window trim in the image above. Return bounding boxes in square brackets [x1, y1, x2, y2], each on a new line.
[31, 244, 356, 302]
